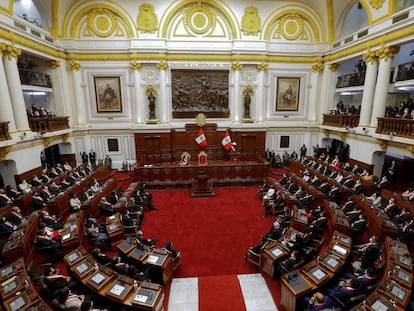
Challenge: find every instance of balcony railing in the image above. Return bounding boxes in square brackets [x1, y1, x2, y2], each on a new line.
[0, 122, 11, 141]
[395, 61, 414, 82]
[28, 117, 70, 133]
[19, 69, 52, 88]
[336, 72, 365, 88]
[322, 114, 360, 128]
[376, 117, 414, 138]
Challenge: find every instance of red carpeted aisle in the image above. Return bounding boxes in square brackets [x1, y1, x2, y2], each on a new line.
[198, 275, 246, 311]
[142, 186, 273, 277]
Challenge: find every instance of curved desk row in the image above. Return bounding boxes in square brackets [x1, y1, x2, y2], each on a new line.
[0, 258, 51, 311]
[64, 246, 164, 311]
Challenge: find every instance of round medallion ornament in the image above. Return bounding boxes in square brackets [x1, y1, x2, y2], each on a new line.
[88, 9, 117, 37]
[184, 4, 215, 35]
[279, 14, 304, 40]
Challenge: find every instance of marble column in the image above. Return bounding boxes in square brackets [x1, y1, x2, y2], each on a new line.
[130, 61, 143, 124]
[232, 63, 243, 122]
[3, 44, 30, 132]
[308, 62, 323, 123]
[0, 43, 16, 132]
[370, 46, 400, 127]
[358, 51, 378, 127]
[255, 62, 267, 122]
[68, 61, 87, 127]
[157, 60, 168, 124]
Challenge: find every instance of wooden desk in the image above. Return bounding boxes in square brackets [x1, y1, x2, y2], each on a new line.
[301, 262, 331, 286]
[106, 213, 125, 245]
[280, 272, 314, 311]
[135, 161, 270, 188]
[378, 277, 411, 309]
[261, 241, 290, 278]
[0, 258, 24, 282]
[0, 274, 27, 300]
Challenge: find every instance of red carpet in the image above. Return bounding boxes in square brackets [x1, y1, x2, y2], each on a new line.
[198, 275, 246, 311]
[142, 186, 274, 277]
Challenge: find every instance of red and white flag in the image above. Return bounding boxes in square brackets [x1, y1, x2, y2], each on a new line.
[195, 128, 207, 147]
[222, 130, 232, 150]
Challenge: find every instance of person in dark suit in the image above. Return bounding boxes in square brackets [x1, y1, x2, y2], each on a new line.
[91, 247, 112, 265]
[318, 181, 330, 194]
[40, 185, 54, 202]
[136, 230, 157, 249]
[350, 213, 368, 235]
[0, 188, 13, 207]
[309, 211, 328, 233]
[8, 206, 24, 225]
[44, 266, 77, 293]
[5, 185, 22, 199]
[31, 192, 47, 210]
[328, 277, 360, 301]
[377, 176, 390, 190]
[327, 185, 340, 202]
[343, 175, 356, 188]
[341, 267, 378, 291]
[352, 179, 364, 194]
[310, 175, 321, 188]
[121, 210, 136, 227]
[0, 217, 17, 236]
[304, 292, 335, 311]
[30, 175, 43, 188]
[85, 222, 111, 248]
[98, 197, 114, 215]
[383, 197, 400, 219]
[275, 250, 301, 278]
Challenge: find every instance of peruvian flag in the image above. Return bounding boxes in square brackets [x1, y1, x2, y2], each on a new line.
[195, 128, 207, 147]
[222, 130, 232, 150]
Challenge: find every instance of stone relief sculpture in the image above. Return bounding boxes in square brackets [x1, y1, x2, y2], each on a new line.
[171, 70, 229, 118]
[137, 3, 158, 33]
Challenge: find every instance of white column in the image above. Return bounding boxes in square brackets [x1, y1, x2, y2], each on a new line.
[358, 51, 378, 127]
[232, 63, 242, 122]
[370, 46, 400, 127]
[68, 61, 87, 127]
[255, 63, 267, 122]
[308, 63, 323, 123]
[131, 61, 144, 124]
[0, 43, 16, 132]
[3, 44, 30, 132]
[157, 61, 168, 124]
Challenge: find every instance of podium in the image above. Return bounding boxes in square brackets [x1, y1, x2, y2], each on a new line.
[230, 152, 240, 162]
[190, 170, 216, 197]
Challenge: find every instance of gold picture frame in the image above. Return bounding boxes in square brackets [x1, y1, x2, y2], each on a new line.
[94, 77, 122, 113]
[276, 77, 300, 111]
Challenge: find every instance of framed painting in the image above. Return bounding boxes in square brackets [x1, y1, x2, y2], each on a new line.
[94, 77, 122, 113]
[107, 138, 119, 152]
[276, 77, 300, 111]
[280, 136, 290, 148]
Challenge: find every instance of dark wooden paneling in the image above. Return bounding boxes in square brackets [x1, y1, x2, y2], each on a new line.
[14, 166, 43, 185]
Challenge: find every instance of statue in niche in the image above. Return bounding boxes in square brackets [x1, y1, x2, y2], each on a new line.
[243, 93, 251, 119]
[148, 92, 156, 120]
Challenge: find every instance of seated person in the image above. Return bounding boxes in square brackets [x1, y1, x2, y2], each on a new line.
[309, 211, 328, 233]
[0, 188, 13, 207]
[163, 240, 181, 261]
[85, 222, 111, 248]
[98, 197, 114, 215]
[41, 211, 64, 230]
[5, 185, 22, 199]
[121, 210, 137, 228]
[111, 256, 130, 275]
[401, 188, 414, 201]
[56, 287, 85, 310]
[328, 277, 360, 301]
[39, 185, 54, 202]
[69, 193, 82, 212]
[48, 181, 63, 196]
[352, 179, 364, 194]
[377, 176, 390, 190]
[351, 235, 383, 270]
[382, 197, 400, 219]
[246, 235, 267, 258]
[262, 185, 275, 205]
[18, 179, 32, 194]
[136, 230, 157, 248]
[341, 266, 378, 291]
[31, 191, 47, 210]
[91, 247, 112, 265]
[0, 216, 17, 236]
[304, 292, 334, 311]
[44, 266, 77, 293]
[365, 191, 383, 208]
[264, 220, 283, 241]
[398, 216, 414, 241]
[30, 175, 43, 188]
[81, 299, 109, 311]
[275, 250, 301, 278]
[350, 213, 368, 235]
[8, 206, 24, 225]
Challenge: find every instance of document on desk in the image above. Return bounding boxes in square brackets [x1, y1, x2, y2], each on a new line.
[271, 247, 283, 257]
[147, 254, 159, 264]
[134, 294, 148, 303]
[311, 268, 326, 280]
[371, 300, 389, 311]
[110, 284, 125, 296]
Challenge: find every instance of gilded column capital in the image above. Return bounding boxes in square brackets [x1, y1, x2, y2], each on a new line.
[363, 50, 378, 64]
[257, 62, 268, 72]
[130, 61, 142, 71]
[157, 60, 168, 70]
[68, 61, 81, 71]
[376, 139, 387, 151]
[43, 137, 53, 147]
[232, 62, 243, 71]
[337, 132, 347, 142]
[0, 146, 12, 160]
[312, 62, 323, 73]
[48, 60, 60, 69]
[3, 44, 21, 60]
[375, 45, 400, 61]
[322, 129, 330, 137]
[407, 145, 414, 157]
[328, 63, 339, 72]
[0, 42, 6, 56]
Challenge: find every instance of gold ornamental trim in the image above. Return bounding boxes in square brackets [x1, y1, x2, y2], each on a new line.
[312, 62, 323, 73]
[257, 62, 268, 72]
[407, 145, 414, 157]
[328, 63, 339, 72]
[68, 61, 81, 71]
[137, 4, 158, 33]
[4, 44, 21, 60]
[157, 60, 168, 70]
[363, 50, 378, 64]
[48, 60, 61, 69]
[145, 85, 157, 97]
[243, 85, 254, 96]
[375, 45, 400, 61]
[0, 146, 12, 160]
[241, 6, 261, 36]
[130, 60, 142, 71]
[196, 113, 207, 127]
[376, 139, 387, 151]
[369, 0, 385, 9]
[232, 62, 243, 71]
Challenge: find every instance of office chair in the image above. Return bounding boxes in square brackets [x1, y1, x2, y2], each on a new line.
[246, 242, 268, 269]
[27, 261, 64, 299]
[331, 293, 367, 310]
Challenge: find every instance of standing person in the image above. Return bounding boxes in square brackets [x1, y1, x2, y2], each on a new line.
[300, 144, 307, 162]
[81, 152, 88, 164]
[89, 149, 96, 167]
